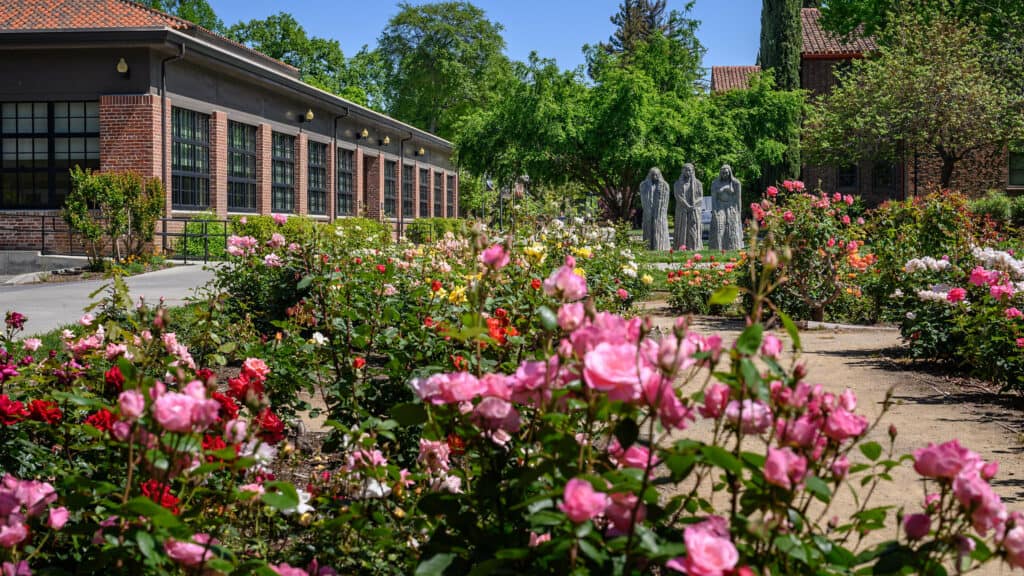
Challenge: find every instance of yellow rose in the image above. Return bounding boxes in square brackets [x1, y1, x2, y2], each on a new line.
[448, 286, 467, 305]
[641, 274, 653, 285]
[573, 267, 586, 277]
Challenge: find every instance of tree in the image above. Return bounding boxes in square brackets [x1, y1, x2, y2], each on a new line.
[803, 12, 1024, 188]
[144, 0, 224, 33]
[227, 13, 368, 105]
[377, 2, 510, 139]
[758, 0, 802, 91]
[602, 0, 669, 55]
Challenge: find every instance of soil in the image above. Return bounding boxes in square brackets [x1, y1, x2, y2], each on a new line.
[640, 297, 1024, 575]
[26, 262, 173, 284]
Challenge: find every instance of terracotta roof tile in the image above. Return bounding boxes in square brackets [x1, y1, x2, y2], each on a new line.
[0, 0, 297, 72]
[801, 8, 877, 57]
[710, 66, 760, 92]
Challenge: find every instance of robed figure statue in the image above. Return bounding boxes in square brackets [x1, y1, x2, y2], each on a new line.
[640, 168, 670, 251]
[673, 163, 703, 250]
[710, 164, 743, 250]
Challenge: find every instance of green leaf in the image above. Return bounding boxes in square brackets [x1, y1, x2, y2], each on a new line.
[123, 496, 181, 528]
[700, 446, 742, 473]
[804, 475, 832, 503]
[578, 538, 607, 563]
[735, 324, 764, 356]
[538, 306, 558, 331]
[415, 553, 455, 576]
[709, 285, 739, 306]
[260, 481, 299, 511]
[777, 310, 802, 351]
[860, 441, 883, 462]
[135, 530, 155, 559]
[391, 403, 428, 427]
[296, 275, 314, 290]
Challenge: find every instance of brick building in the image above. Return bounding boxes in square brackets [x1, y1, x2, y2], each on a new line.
[711, 8, 1023, 203]
[0, 0, 459, 249]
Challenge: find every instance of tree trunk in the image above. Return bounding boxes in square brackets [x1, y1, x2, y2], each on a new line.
[940, 155, 956, 189]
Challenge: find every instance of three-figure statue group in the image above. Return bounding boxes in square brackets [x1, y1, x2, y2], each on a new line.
[639, 164, 743, 251]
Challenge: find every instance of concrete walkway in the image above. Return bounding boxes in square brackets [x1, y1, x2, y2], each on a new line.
[0, 264, 216, 336]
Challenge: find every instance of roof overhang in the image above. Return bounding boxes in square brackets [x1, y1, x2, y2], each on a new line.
[801, 52, 865, 60]
[0, 27, 453, 152]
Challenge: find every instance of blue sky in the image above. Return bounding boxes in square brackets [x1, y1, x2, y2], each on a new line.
[207, 0, 762, 71]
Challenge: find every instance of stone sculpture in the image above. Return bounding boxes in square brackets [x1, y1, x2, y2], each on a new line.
[710, 164, 743, 250]
[640, 168, 671, 251]
[673, 163, 703, 250]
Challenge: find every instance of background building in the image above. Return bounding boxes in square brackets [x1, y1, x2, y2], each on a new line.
[0, 0, 459, 249]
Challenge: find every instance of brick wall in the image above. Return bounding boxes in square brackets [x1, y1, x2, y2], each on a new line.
[326, 143, 336, 219]
[354, 148, 364, 217]
[257, 124, 272, 214]
[209, 111, 228, 218]
[295, 133, 308, 216]
[99, 94, 162, 179]
[904, 147, 1010, 197]
[365, 154, 381, 220]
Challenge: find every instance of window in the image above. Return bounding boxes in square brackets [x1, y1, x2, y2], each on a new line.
[308, 141, 327, 215]
[337, 148, 354, 215]
[271, 132, 295, 213]
[447, 174, 455, 216]
[402, 164, 414, 218]
[836, 164, 858, 193]
[1011, 152, 1024, 187]
[872, 162, 898, 199]
[171, 107, 210, 210]
[419, 168, 429, 217]
[1, 101, 99, 209]
[383, 160, 397, 218]
[227, 121, 257, 212]
[434, 171, 443, 217]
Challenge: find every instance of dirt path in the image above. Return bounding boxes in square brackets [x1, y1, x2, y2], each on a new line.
[644, 299, 1024, 574]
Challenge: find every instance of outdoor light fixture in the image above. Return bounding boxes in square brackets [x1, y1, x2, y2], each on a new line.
[302, 108, 314, 122]
[116, 57, 129, 77]
[358, 128, 369, 139]
[380, 136, 390, 146]
[416, 147, 426, 156]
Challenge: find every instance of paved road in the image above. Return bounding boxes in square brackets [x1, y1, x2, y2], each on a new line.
[0, 264, 216, 336]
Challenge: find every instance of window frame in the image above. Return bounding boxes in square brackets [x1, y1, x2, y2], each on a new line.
[433, 171, 443, 217]
[383, 160, 397, 218]
[171, 107, 211, 211]
[307, 141, 328, 216]
[1, 101, 99, 210]
[402, 163, 415, 218]
[271, 132, 296, 214]
[336, 148, 355, 216]
[836, 164, 859, 193]
[447, 174, 455, 216]
[419, 167, 430, 217]
[1010, 152, 1024, 187]
[226, 120, 258, 213]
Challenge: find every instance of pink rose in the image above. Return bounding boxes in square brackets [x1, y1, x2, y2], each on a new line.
[776, 415, 818, 448]
[22, 339, 41, 352]
[760, 334, 783, 358]
[0, 523, 28, 547]
[118, 390, 145, 421]
[272, 213, 288, 225]
[666, 524, 739, 575]
[605, 492, 645, 533]
[838, 388, 857, 411]
[418, 439, 451, 472]
[969, 266, 999, 287]
[953, 469, 1006, 535]
[165, 533, 217, 567]
[528, 532, 551, 547]
[428, 372, 485, 405]
[1005, 307, 1023, 319]
[48, 506, 69, 530]
[268, 233, 286, 248]
[1, 561, 31, 576]
[699, 384, 730, 419]
[823, 407, 867, 441]
[471, 397, 521, 434]
[557, 303, 586, 332]
[991, 283, 1015, 300]
[559, 478, 609, 523]
[783, 211, 795, 223]
[946, 287, 967, 303]
[224, 419, 247, 443]
[903, 513, 931, 540]
[271, 564, 308, 576]
[617, 288, 629, 300]
[913, 440, 978, 479]
[583, 342, 651, 402]
[152, 392, 196, 433]
[479, 245, 510, 269]
[619, 444, 658, 469]
[764, 447, 807, 490]
[725, 400, 772, 434]
[830, 455, 850, 480]
[766, 186, 778, 198]
[1004, 523, 1024, 568]
[543, 257, 588, 301]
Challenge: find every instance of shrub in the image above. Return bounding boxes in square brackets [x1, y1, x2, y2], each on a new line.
[63, 167, 164, 267]
[329, 217, 391, 247]
[405, 218, 467, 243]
[175, 211, 228, 260]
[666, 253, 745, 314]
[970, 190, 1014, 225]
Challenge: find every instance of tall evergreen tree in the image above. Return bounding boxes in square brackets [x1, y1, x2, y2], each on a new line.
[602, 0, 670, 55]
[758, 0, 802, 92]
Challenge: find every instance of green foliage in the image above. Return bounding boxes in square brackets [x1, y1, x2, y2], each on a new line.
[405, 218, 467, 244]
[63, 168, 164, 267]
[227, 13, 368, 104]
[666, 254, 746, 315]
[144, 0, 224, 32]
[758, 0, 802, 91]
[804, 11, 1024, 188]
[376, 1, 510, 138]
[175, 212, 228, 260]
[329, 217, 391, 246]
[230, 214, 317, 244]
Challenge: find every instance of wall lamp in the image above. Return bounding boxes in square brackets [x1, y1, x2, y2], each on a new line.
[416, 147, 426, 156]
[379, 136, 390, 146]
[358, 128, 370, 140]
[116, 57, 130, 78]
[299, 108, 314, 123]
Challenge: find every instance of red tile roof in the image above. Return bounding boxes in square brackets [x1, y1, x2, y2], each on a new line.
[710, 66, 761, 92]
[0, 0, 297, 72]
[801, 8, 877, 57]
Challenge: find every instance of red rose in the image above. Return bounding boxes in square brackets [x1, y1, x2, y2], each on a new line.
[28, 399, 62, 424]
[104, 366, 125, 392]
[0, 395, 28, 425]
[446, 433, 466, 456]
[531, 278, 541, 290]
[202, 434, 234, 463]
[352, 357, 366, 370]
[376, 264, 387, 273]
[195, 368, 216, 384]
[493, 308, 508, 320]
[212, 391, 239, 421]
[140, 479, 180, 515]
[431, 280, 442, 292]
[451, 355, 468, 371]
[255, 408, 286, 445]
[85, 408, 115, 432]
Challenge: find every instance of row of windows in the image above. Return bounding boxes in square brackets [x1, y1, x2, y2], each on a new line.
[1, 101, 99, 209]
[170, 106, 452, 216]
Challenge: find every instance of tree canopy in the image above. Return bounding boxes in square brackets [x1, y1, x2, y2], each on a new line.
[144, 0, 224, 33]
[376, 1, 510, 139]
[804, 11, 1024, 187]
[758, 0, 802, 91]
